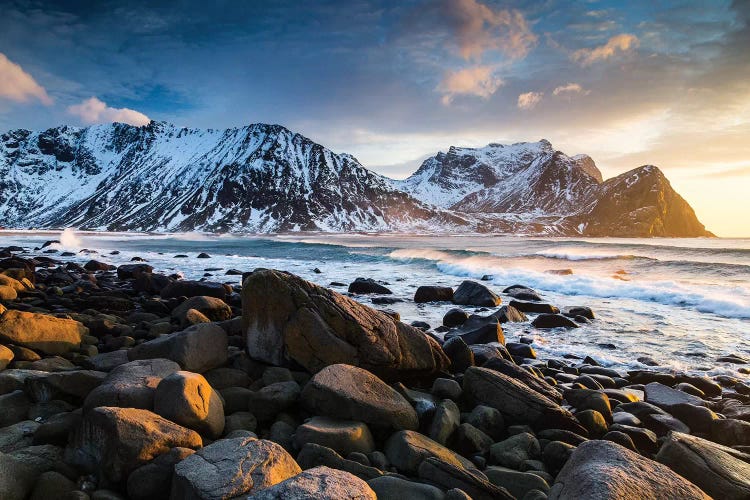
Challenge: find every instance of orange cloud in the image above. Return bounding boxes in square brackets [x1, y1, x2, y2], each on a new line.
[572, 34, 639, 66]
[68, 97, 150, 126]
[517, 91, 543, 110]
[443, 0, 537, 60]
[553, 82, 589, 96]
[438, 65, 504, 105]
[0, 52, 53, 105]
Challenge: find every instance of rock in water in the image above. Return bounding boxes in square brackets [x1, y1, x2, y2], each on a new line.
[171, 437, 301, 499]
[656, 431, 750, 500]
[241, 269, 448, 380]
[463, 367, 585, 434]
[247, 466, 377, 499]
[452, 281, 501, 307]
[0, 310, 87, 355]
[301, 364, 419, 431]
[414, 286, 454, 303]
[549, 440, 710, 499]
[65, 406, 202, 483]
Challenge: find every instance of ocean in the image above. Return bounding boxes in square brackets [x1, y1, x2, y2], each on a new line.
[2, 230, 748, 377]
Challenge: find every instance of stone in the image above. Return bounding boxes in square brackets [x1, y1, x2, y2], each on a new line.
[485, 466, 551, 499]
[463, 367, 585, 434]
[247, 381, 300, 421]
[656, 431, 750, 500]
[561, 306, 594, 320]
[415, 286, 454, 303]
[84, 359, 181, 411]
[30, 471, 77, 500]
[466, 405, 504, 440]
[0, 390, 30, 427]
[509, 301, 559, 314]
[247, 466, 376, 499]
[431, 377, 462, 400]
[490, 432, 540, 469]
[418, 458, 514, 500]
[483, 357, 563, 403]
[301, 364, 418, 430]
[294, 417, 375, 456]
[160, 280, 229, 300]
[0, 420, 40, 452]
[203, 367, 251, 390]
[531, 314, 579, 329]
[0, 285, 17, 300]
[490, 305, 527, 323]
[117, 264, 154, 280]
[128, 323, 228, 373]
[367, 475, 445, 500]
[645, 382, 705, 411]
[171, 296, 232, 326]
[348, 278, 392, 295]
[444, 315, 504, 345]
[575, 409, 608, 438]
[442, 337, 474, 373]
[296, 443, 385, 481]
[33, 410, 81, 445]
[453, 281, 501, 307]
[242, 270, 447, 380]
[154, 371, 225, 438]
[172, 437, 300, 499]
[563, 389, 612, 422]
[225, 411, 258, 434]
[428, 399, 460, 445]
[548, 440, 710, 499]
[668, 403, 718, 433]
[0, 344, 13, 370]
[0, 310, 87, 355]
[602, 430, 637, 452]
[0, 451, 38, 500]
[452, 423, 493, 457]
[443, 308, 469, 327]
[711, 418, 750, 446]
[384, 430, 474, 475]
[65, 406, 202, 483]
[126, 447, 195, 500]
[26, 369, 107, 402]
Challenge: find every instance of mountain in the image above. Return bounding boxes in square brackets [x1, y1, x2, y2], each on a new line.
[0, 121, 711, 236]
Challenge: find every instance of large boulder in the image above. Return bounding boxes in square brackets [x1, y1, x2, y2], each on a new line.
[548, 440, 709, 499]
[348, 278, 392, 295]
[414, 286, 454, 303]
[154, 371, 225, 438]
[128, 323, 228, 373]
[171, 437, 301, 499]
[65, 406, 202, 483]
[242, 269, 448, 380]
[301, 364, 418, 430]
[463, 367, 585, 434]
[84, 359, 181, 411]
[444, 315, 504, 346]
[452, 281, 501, 307]
[247, 466, 377, 499]
[657, 431, 750, 500]
[644, 382, 706, 411]
[0, 310, 87, 355]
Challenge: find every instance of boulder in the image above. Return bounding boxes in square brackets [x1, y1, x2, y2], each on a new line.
[348, 278, 392, 295]
[0, 344, 13, 370]
[247, 466, 376, 499]
[415, 286, 454, 303]
[444, 315, 504, 345]
[0, 451, 38, 500]
[294, 417, 375, 456]
[84, 359, 181, 411]
[463, 367, 585, 434]
[443, 308, 469, 327]
[452, 281, 501, 307]
[301, 364, 418, 430]
[484, 466, 550, 499]
[418, 458, 514, 500]
[483, 357, 562, 403]
[242, 269, 447, 380]
[367, 475, 445, 500]
[656, 431, 750, 500]
[26, 369, 107, 402]
[0, 285, 16, 300]
[126, 447, 195, 500]
[531, 314, 579, 329]
[160, 280, 229, 300]
[295, 443, 385, 481]
[384, 430, 475, 475]
[644, 382, 706, 411]
[491, 305, 527, 323]
[128, 323, 228, 373]
[428, 399, 460, 445]
[548, 440, 710, 499]
[247, 381, 301, 421]
[490, 432, 540, 469]
[171, 437, 301, 499]
[117, 264, 153, 280]
[0, 310, 87, 355]
[171, 296, 232, 326]
[509, 300, 559, 314]
[65, 406, 202, 483]
[154, 371, 225, 438]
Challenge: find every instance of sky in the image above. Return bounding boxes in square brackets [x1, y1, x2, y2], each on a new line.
[0, 0, 748, 236]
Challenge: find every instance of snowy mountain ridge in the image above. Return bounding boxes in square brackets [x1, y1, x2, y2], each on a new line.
[0, 121, 711, 236]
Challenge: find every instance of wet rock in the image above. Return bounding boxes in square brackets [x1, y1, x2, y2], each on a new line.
[65, 406, 202, 483]
[549, 440, 710, 499]
[509, 300, 559, 314]
[154, 371, 225, 438]
[444, 315, 504, 346]
[247, 465, 376, 499]
[128, 323, 228, 373]
[504, 285, 542, 302]
[348, 278, 392, 295]
[301, 364, 418, 431]
[452, 423, 493, 457]
[0, 310, 87, 355]
[171, 437, 301, 499]
[443, 308, 469, 327]
[490, 305, 528, 323]
[431, 377, 462, 401]
[561, 306, 595, 320]
[242, 270, 448, 380]
[531, 314, 579, 329]
[415, 286, 454, 303]
[453, 281, 501, 307]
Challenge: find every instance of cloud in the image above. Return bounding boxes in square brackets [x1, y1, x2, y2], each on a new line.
[67, 97, 150, 126]
[553, 82, 590, 98]
[517, 91, 543, 110]
[572, 34, 639, 65]
[438, 65, 504, 105]
[0, 52, 53, 105]
[441, 0, 537, 60]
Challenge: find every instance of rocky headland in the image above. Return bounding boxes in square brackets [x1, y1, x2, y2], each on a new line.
[1, 244, 749, 499]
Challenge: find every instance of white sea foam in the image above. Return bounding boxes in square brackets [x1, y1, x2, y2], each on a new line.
[59, 228, 82, 248]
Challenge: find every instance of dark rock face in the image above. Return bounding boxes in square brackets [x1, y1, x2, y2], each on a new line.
[453, 281, 501, 307]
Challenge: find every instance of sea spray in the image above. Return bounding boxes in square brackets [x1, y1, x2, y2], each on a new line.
[60, 228, 82, 249]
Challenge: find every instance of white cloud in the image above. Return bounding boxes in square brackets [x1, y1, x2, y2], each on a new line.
[67, 97, 150, 126]
[0, 52, 53, 105]
[553, 82, 589, 97]
[438, 65, 504, 105]
[517, 91, 543, 110]
[442, 0, 537, 61]
[572, 34, 639, 66]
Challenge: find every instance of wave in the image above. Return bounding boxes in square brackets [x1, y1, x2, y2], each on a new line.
[532, 249, 652, 262]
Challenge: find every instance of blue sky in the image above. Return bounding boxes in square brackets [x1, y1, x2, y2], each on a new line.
[1, 0, 749, 235]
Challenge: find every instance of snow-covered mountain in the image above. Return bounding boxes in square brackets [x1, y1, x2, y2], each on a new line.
[0, 121, 711, 236]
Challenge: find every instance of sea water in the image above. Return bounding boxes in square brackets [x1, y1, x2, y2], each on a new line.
[2, 231, 748, 377]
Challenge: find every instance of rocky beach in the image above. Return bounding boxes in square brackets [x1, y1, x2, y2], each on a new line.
[1, 241, 749, 500]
